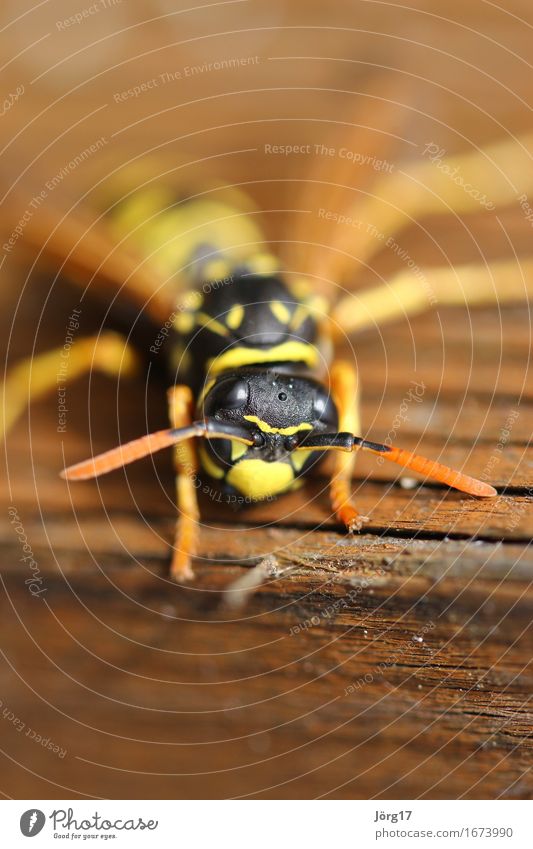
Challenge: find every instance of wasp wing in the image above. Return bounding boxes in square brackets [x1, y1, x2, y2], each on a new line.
[280, 74, 417, 291]
[288, 125, 533, 336]
[11, 195, 175, 325]
[324, 130, 533, 294]
[3, 152, 264, 328]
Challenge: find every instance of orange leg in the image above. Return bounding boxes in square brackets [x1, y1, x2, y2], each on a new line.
[329, 359, 366, 532]
[167, 385, 200, 582]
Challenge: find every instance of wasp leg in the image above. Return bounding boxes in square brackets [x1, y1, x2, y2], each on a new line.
[167, 385, 200, 582]
[330, 256, 533, 339]
[323, 131, 533, 285]
[329, 359, 366, 532]
[1, 331, 139, 441]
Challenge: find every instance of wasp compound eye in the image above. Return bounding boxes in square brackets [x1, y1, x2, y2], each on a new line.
[313, 391, 337, 426]
[219, 378, 250, 409]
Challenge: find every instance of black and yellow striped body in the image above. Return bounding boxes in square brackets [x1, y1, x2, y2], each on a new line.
[104, 178, 335, 501]
[174, 270, 323, 389]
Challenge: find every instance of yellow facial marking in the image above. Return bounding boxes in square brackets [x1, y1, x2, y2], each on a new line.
[198, 445, 225, 479]
[231, 441, 248, 462]
[226, 303, 245, 330]
[269, 300, 291, 324]
[197, 312, 229, 337]
[244, 415, 313, 436]
[226, 459, 294, 500]
[290, 451, 310, 472]
[208, 340, 319, 375]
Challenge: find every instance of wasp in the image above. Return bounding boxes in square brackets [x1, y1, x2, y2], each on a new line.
[5, 132, 532, 582]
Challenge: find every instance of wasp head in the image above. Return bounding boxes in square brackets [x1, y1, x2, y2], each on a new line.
[199, 368, 338, 500]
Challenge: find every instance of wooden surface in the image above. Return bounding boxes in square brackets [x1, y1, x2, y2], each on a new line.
[1, 0, 533, 800]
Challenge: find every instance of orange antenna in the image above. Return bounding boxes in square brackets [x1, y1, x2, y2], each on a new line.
[361, 441, 497, 498]
[294, 432, 497, 498]
[61, 420, 255, 482]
